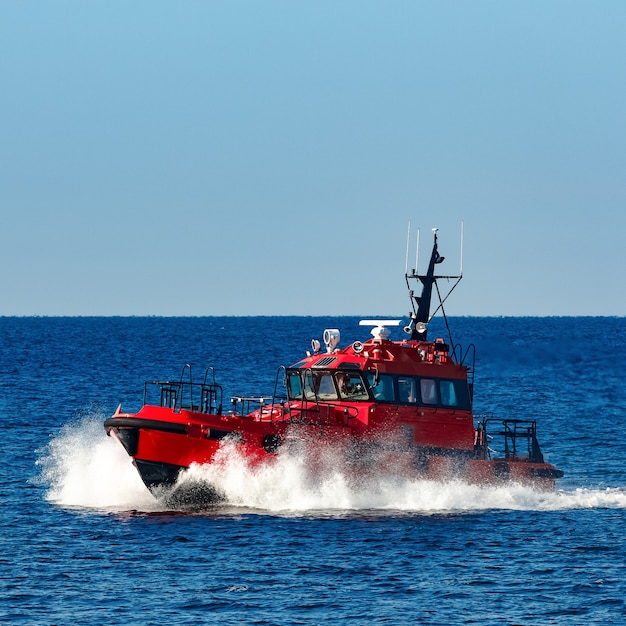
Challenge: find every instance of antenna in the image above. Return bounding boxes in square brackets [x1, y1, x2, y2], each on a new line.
[459, 220, 464, 276]
[415, 228, 420, 274]
[405, 222, 410, 275]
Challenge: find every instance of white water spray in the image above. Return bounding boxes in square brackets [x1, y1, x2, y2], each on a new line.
[37, 415, 157, 511]
[38, 415, 626, 514]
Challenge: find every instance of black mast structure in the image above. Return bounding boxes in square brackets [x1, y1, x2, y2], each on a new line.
[405, 227, 463, 342]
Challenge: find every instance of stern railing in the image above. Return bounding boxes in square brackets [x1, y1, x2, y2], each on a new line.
[476, 417, 545, 463]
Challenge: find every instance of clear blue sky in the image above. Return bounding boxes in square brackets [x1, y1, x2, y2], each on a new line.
[1, 1, 624, 316]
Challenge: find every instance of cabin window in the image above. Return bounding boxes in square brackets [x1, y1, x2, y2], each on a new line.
[449, 379, 471, 410]
[303, 371, 315, 400]
[287, 371, 303, 400]
[304, 371, 338, 401]
[398, 377, 417, 403]
[335, 372, 369, 401]
[420, 378, 438, 405]
[440, 380, 458, 406]
[318, 373, 338, 399]
[368, 373, 396, 402]
[419, 378, 470, 409]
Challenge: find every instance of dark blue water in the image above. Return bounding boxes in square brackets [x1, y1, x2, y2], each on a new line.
[2, 316, 625, 624]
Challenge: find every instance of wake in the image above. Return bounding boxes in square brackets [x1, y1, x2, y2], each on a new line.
[37, 416, 626, 514]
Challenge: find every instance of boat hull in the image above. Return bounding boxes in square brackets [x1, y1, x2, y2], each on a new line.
[105, 406, 564, 502]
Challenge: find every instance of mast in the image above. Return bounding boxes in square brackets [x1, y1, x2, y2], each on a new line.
[405, 227, 462, 342]
[415, 230, 444, 324]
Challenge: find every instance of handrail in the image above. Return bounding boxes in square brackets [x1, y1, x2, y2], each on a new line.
[229, 366, 289, 419]
[141, 364, 359, 428]
[179, 363, 193, 410]
[143, 378, 224, 415]
[202, 366, 216, 386]
[460, 343, 476, 401]
[272, 365, 289, 406]
[230, 395, 274, 416]
[479, 417, 544, 463]
[288, 399, 359, 427]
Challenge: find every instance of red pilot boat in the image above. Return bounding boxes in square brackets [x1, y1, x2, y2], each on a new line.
[104, 229, 563, 501]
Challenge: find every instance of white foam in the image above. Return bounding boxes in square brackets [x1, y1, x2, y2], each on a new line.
[37, 415, 157, 511]
[185, 443, 626, 513]
[38, 416, 626, 514]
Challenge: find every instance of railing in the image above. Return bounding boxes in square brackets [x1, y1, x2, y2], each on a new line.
[143, 364, 223, 415]
[288, 400, 359, 427]
[477, 417, 545, 463]
[228, 395, 359, 427]
[142, 364, 359, 428]
[229, 365, 290, 420]
[230, 395, 276, 416]
[452, 342, 476, 397]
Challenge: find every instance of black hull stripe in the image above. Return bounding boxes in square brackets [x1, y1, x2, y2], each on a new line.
[104, 417, 236, 441]
[104, 417, 187, 435]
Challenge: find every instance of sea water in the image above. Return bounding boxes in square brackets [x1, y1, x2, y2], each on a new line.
[1, 316, 625, 624]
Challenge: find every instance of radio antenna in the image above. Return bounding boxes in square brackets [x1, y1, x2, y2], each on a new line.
[459, 220, 464, 276]
[415, 228, 420, 274]
[405, 222, 411, 275]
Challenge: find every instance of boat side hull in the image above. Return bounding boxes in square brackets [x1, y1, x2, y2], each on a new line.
[105, 405, 291, 501]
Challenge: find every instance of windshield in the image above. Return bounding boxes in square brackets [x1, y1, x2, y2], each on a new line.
[286, 369, 370, 402]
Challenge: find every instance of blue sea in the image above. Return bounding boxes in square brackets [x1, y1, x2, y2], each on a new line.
[2, 316, 625, 625]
